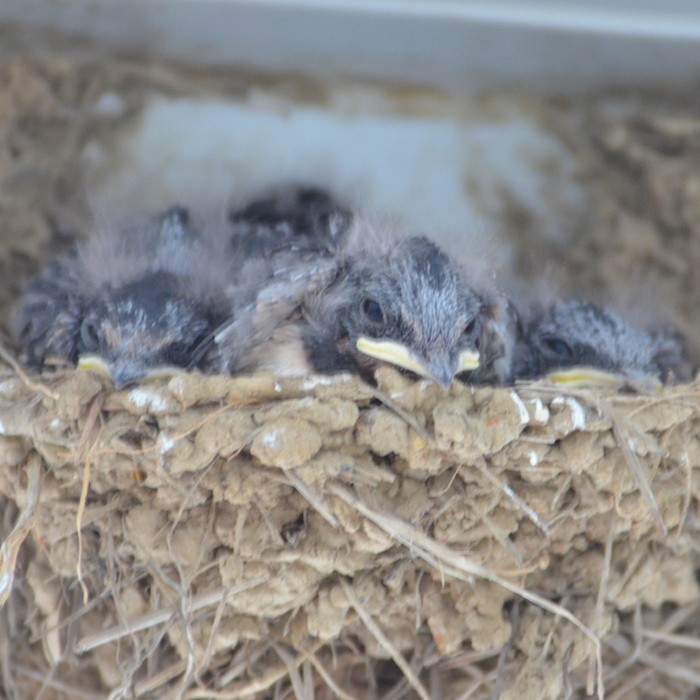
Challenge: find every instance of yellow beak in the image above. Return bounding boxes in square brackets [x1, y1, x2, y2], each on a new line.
[77, 355, 111, 378]
[545, 366, 626, 388]
[456, 348, 480, 373]
[356, 337, 480, 387]
[78, 355, 179, 387]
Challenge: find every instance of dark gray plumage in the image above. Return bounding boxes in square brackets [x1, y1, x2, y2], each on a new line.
[216, 209, 492, 387]
[229, 185, 352, 259]
[16, 207, 231, 388]
[300, 234, 485, 387]
[513, 299, 690, 388]
[213, 186, 349, 373]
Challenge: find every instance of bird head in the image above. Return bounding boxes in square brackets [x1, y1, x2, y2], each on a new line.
[522, 299, 671, 390]
[76, 271, 213, 388]
[335, 236, 482, 388]
[229, 186, 352, 258]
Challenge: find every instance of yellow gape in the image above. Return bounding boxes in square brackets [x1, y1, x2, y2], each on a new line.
[356, 337, 479, 384]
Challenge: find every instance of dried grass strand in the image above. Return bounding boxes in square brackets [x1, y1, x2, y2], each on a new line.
[0, 454, 42, 607]
[340, 578, 431, 700]
[74, 580, 265, 654]
[75, 393, 105, 604]
[330, 483, 604, 700]
[0, 344, 59, 400]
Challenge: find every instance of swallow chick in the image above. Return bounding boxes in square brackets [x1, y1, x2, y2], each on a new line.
[238, 227, 485, 388]
[513, 299, 691, 390]
[16, 207, 232, 388]
[208, 185, 349, 373]
[229, 184, 353, 259]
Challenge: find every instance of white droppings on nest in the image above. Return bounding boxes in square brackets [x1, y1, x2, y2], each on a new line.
[0, 418, 4, 435]
[552, 396, 586, 431]
[127, 388, 168, 413]
[50, 418, 62, 429]
[510, 391, 530, 426]
[529, 450, 539, 466]
[159, 434, 175, 455]
[528, 398, 550, 425]
[300, 374, 352, 391]
[259, 428, 281, 448]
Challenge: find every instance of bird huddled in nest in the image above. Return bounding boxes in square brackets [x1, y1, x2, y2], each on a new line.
[216, 191, 512, 388]
[228, 185, 353, 259]
[294, 231, 486, 387]
[211, 185, 353, 373]
[513, 299, 691, 390]
[15, 207, 233, 388]
[17, 185, 692, 392]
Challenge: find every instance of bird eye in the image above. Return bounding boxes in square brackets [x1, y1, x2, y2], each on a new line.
[80, 319, 101, 351]
[361, 298, 385, 324]
[462, 318, 477, 338]
[541, 336, 573, 359]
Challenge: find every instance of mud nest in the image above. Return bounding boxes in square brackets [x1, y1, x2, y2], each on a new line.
[1, 55, 700, 700]
[1, 365, 699, 699]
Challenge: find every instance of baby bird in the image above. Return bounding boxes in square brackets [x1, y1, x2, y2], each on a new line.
[213, 186, 349, 373]
[217, 208, 486, 387]
[301, 233, 484, 387]
[229, 185, 352, 259]
[16, 207, 231, 388]
[513, 299, 690, 389]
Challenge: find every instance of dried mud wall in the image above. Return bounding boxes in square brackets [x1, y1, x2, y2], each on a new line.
[1, 366, 699, 698]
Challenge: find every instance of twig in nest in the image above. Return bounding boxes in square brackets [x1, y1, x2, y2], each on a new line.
[470, 459, 550, 537]
[637, 650, 700, 687]
[522, 384, 668, 537]
[0, 454, 43, 607]
[371, 388, 431, 443]
[588, 509, 616, 694]
[286, 470, 339, 528]
[641, 629, 700, 651]
[74, 580, 265, 654]
[133, 661, 188, 697]
[0, 342, 59, 400]
[329, 483, 604, 700]
[451, 478, 525, 568]
[341, 578, 431, 700]
[271, 642, 308, 700]
[607, 601, 700, 685]
[185, 639, 326, 699]
[606, 403, 667, 537]
[301, 647, 361, 700]
[75, 392, 105, 604]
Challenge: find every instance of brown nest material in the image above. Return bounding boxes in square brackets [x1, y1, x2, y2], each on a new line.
[0, 365, 698, 699]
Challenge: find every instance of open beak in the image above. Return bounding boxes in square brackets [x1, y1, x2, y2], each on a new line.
[356, 337, 480, 388]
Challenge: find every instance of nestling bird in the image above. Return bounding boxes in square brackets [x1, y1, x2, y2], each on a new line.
[16, 207, 232, 388]
[513, 299, 691, 389]
[213, 186, 350, 373]
[229, 184, 352, 259]
[216, 211, 489, 387]
[302, 233, 485, 387]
